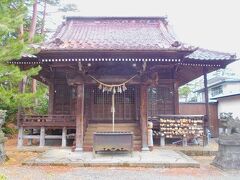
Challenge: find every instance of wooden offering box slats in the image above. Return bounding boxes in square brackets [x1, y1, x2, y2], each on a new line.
[93, 132, 133, 155]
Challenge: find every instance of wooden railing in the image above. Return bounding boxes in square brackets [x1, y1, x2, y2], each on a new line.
[19, 114, 76, 127]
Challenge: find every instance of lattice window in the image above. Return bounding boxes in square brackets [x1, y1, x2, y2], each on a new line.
[87, 85, 139, 121]
[93, 88, 112, 104]
[148, 85, 174, 118]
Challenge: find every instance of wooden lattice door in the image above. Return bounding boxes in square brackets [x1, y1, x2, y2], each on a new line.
[86, 85, 139, 122]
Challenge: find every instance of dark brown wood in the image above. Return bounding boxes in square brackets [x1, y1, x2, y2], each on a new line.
[19, 114, 76, 128]
[140, 84, 149, 151]
[48, 72, 54, 114]
[75, 84, 84, 151]
[203, 67, 210, 129]
[173, 81, 179, 114]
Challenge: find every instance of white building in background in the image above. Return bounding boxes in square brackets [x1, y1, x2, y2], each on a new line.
[211, 93, 240, 119]
[194, 76, 240, 102]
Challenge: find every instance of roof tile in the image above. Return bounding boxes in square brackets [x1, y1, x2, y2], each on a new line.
[43, 17, 192, 51]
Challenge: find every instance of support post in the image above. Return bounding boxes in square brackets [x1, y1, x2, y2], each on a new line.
[39, 127, 45, 147]
[203, 67, 209, 146]
[62, 127, 67, 147]
[140, 84, 149, 151]
[17, 127, 24, 148]
[182, 135, 187, 146]
[48, 73, 54, 115]
[160, 134, 165, 146]
[75, 84, 84, 152]
[173, 81, 179, 114]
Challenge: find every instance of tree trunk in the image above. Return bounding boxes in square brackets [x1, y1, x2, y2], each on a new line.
[40, 0, 47, 35]
[28, 0, 38, 42]
[29, 0, 38, 110]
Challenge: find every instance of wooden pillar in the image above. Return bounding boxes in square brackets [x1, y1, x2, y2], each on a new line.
[75, 84, 84, 152]
[48, 82, 54, 114]
[62, 127, 67, 147]
[173, 81, 179, 114]
[140, 84, 149, 151]
[48, 72, 54, 115]
[203, 67, 209, 146]
[17, 127, 24, 148]
[39, 127, 45, 147]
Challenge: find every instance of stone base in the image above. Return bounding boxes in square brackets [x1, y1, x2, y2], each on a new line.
[141, 147, 150, 151]
[75, 147, 83, 152]
[212, 134, 240, 170]
[23, 148, 200, 168]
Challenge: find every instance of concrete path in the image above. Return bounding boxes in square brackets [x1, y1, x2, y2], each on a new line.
[23, 148, 199, 168]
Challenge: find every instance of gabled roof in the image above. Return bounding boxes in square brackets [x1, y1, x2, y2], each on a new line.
[42, 16, 194, 52]
[185, 48, 236, 61]
[40, 16, 236, 62]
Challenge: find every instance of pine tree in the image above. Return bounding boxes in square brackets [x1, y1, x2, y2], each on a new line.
[0, 0, 41, 110]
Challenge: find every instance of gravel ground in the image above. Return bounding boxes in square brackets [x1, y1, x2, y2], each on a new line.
[0, 139, 240, 180]
[0, 165, 240, 180]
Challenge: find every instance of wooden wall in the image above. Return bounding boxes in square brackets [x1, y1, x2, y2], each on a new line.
[179, 102, 219, 137]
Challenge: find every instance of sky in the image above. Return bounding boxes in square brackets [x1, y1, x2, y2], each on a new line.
[48, 0, 240, 75]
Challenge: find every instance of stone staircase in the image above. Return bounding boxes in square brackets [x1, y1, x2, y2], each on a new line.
[83, 123, 142, 151]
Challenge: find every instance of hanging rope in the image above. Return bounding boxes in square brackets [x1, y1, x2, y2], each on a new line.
[88, 74, 138, 94]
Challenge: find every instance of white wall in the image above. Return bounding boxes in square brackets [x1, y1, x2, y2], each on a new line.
[224, 83, 240, 94]
[218, 95, 240, 118]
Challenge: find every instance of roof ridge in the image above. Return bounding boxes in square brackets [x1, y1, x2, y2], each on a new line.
[65, 16, 168, 21]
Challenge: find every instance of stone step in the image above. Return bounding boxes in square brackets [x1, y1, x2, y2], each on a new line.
[85, 129, 141, 135]
[84, 140, 142, 145]
[84, 136, 141, 141]
[86, 128, 140, 131]
[87, 123, 139, 127]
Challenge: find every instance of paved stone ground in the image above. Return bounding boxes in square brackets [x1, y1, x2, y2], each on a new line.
[23, 148, 199, 168]
[0, 138, 240, 180]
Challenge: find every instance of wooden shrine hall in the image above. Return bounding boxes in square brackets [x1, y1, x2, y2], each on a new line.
[13, 17, 236, 152]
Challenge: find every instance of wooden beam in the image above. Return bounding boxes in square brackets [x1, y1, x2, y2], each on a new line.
[48, 72, 54, 114]
[140, 84, 149, 151]
[203, 67, 209, 146]
[75, 83, 84, 152]
[173, 66, 179, 114]
[173, 81, 179, 114]
[203, 67, 209, 125]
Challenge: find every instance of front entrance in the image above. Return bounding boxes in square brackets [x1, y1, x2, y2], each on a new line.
[85, 85, 140, 123]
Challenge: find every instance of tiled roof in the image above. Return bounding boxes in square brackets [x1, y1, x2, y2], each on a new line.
[42, 17, 194, 51]
[185, 48, 236, 61]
